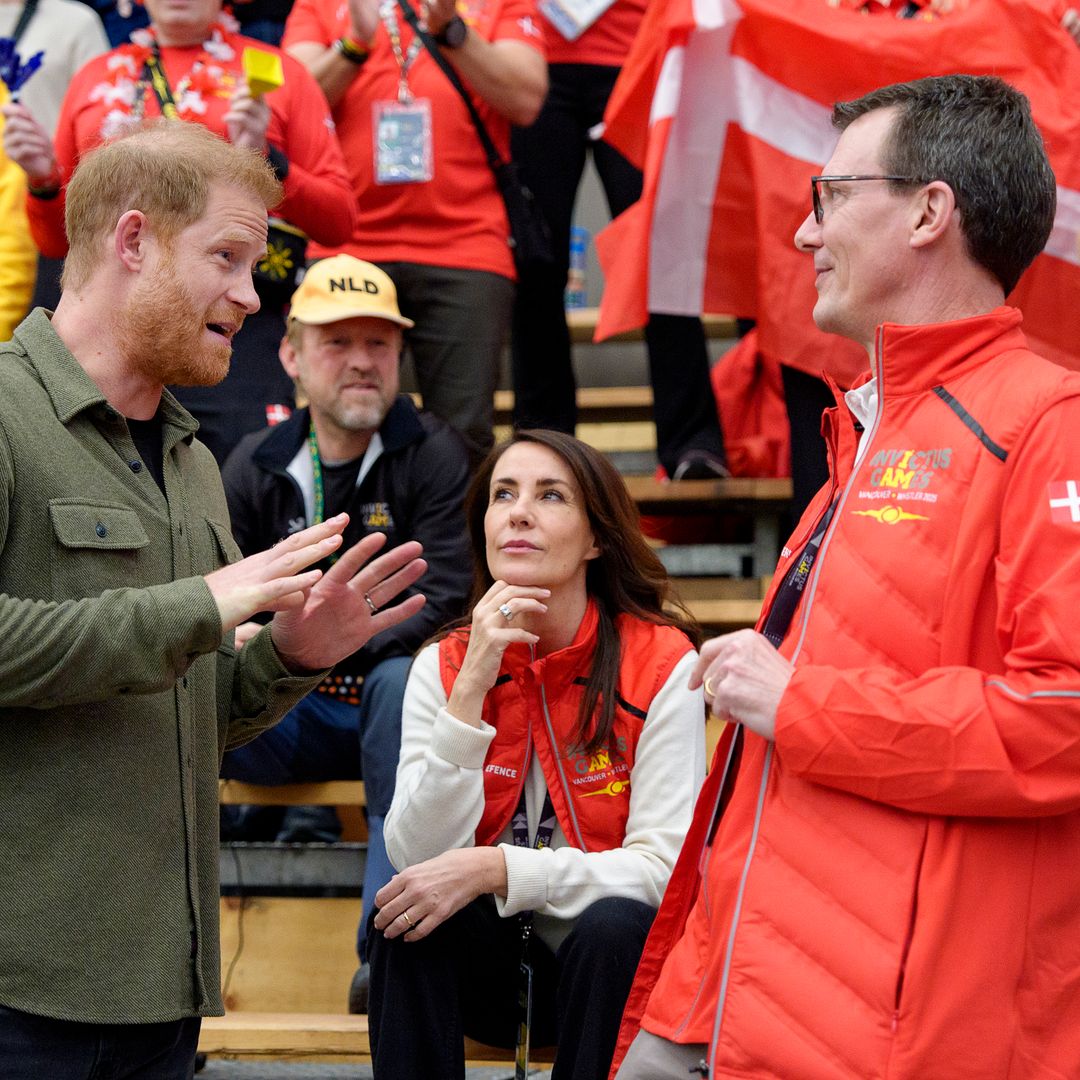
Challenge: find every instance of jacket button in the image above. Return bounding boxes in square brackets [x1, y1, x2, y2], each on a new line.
[95, 522, 108, 538]
[129, 460, 143, 473]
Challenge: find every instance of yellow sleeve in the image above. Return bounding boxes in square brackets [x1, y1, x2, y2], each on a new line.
[0, 88, 37, 342]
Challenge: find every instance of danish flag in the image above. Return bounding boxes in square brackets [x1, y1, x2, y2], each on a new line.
[1048, 480, 1080, 524]
[595, 0, 1080, 385]
[265, 403, 292, 426]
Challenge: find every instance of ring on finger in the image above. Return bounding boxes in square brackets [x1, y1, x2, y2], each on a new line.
[498, 602, 514, 621]
[704, 677, 715, 696]
[364, 592, 378, 615]
[400, 910, 414, 928]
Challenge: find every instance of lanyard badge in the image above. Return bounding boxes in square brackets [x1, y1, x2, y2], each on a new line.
[510, 789, 556, 1079]
[373, 97, 433, 184]
[373, 0, 434, 183]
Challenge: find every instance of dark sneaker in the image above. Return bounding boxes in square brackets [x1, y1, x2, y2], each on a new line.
[671, 449, 731, 481]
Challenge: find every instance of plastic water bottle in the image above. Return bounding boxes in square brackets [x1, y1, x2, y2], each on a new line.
[565, 225, 589, 309]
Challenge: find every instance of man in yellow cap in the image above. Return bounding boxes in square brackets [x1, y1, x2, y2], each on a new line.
[219, 254, 472, 1005]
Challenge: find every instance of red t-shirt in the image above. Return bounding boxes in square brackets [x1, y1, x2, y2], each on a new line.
[543, 0, 646, 66]
[283, 0, 546, 278]
[27, 24, 356, 258]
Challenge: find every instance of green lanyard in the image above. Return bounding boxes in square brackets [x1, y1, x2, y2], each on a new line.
[308, 422, 326, 524]
[307, 423, 340, 563]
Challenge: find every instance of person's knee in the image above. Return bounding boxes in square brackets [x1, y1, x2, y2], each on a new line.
[362, 656, 412, 701]
[561, 896, 655, 971]
[578, 896, 654, 940]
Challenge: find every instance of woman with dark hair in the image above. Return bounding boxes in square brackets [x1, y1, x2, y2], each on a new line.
[368, 430, 707, 1079]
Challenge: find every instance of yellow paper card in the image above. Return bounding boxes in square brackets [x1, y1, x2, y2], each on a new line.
[242, 47, 284, 98]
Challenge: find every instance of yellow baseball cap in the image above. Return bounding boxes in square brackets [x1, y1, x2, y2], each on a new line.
[288, 255, 415, 328]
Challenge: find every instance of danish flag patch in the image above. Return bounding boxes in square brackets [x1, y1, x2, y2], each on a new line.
[1048, 480, 1080, 524]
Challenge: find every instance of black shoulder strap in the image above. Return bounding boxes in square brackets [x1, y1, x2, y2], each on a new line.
[395, 0, 505, 173]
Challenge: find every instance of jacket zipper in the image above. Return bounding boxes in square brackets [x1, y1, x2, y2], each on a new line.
[707, 330, 888, 1067]
[525, 644, 586, 850]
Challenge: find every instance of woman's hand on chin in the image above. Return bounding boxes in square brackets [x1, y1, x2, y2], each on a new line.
[447, 580, 550, 724]
[372, 847, 508, 941]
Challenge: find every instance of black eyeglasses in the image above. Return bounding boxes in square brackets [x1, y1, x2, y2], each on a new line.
[810, 174, 924, 223]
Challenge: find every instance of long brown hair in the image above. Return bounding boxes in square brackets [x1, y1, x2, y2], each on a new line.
[460, 430, 700, 756]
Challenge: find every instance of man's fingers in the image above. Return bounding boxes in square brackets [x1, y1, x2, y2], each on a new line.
[259, 570, 322, 607]
[321, 530, 390, 582]
[265, 518, 348, 574]
[272, 533, 343, 576]
[366, 592, 427, 636]
[690, 635, 732, 688]
[344, 538, 424, 591]
[362, 557, 428, 611]
[274, 514, 349, 553]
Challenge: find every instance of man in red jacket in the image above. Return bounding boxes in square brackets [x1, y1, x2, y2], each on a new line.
[614, 74, 1080, 1080]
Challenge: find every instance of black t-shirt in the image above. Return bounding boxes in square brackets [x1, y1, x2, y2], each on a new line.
[321, 456, 364, 520]
[126, 414, 166, 494]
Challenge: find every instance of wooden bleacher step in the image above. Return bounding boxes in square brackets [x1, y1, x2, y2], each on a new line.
[199, 1011, 556, 1065]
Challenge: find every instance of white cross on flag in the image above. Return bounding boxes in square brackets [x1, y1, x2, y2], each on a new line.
[265, 403, 292, 426]
[1048, 481, 1080, 524]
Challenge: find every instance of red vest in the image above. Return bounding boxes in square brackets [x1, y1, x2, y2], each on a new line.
[439, 601, 693, 852]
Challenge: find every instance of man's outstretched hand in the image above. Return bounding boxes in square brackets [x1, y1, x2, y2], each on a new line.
[204, 515, 428, 672]
[205, 514, 352, 630]
[270, 529, 427, 673]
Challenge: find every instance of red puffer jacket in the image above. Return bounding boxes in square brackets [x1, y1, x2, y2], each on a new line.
[615, 307, 1080, 1080]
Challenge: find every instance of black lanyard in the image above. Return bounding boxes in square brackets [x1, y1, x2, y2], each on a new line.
[510, 786, 556, 1080]
[759, 496, 838, 648]
[707, 493, 839, 843]
[143, 45, 181, 120]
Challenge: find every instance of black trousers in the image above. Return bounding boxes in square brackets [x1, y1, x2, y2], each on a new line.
[379, 262, 515, 466]
[369, 894, 654, 1080]
[0, 1005, 200, 1080]
[510, 63, 725, 476]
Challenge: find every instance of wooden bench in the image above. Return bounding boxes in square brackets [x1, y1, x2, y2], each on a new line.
[565, 308, 738, 346]
[199, 1011, 555, 1065]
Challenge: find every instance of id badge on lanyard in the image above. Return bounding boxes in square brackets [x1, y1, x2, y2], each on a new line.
[373, 98, 434, 184]
[515, 954, 534, 1080]
[511, 788, 556, 1079]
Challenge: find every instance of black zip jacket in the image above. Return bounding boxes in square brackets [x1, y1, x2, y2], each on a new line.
[221, 397, 472, 677]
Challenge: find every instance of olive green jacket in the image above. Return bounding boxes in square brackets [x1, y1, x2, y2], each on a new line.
[0, 310, 323, 1023]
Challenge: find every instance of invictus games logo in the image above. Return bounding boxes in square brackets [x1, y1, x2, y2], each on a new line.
[572, 738, 631, 798]
[867, 447, 951, 491]
[853, 445, 952, 521]
[853, 506, 929, 525]
[361, 502, 394, 529]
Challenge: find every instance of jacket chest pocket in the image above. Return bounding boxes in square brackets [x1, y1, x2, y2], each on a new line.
[182, 515, 245, 582]
[205, 518, 243, 570]
[49, 500, 150, 599]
